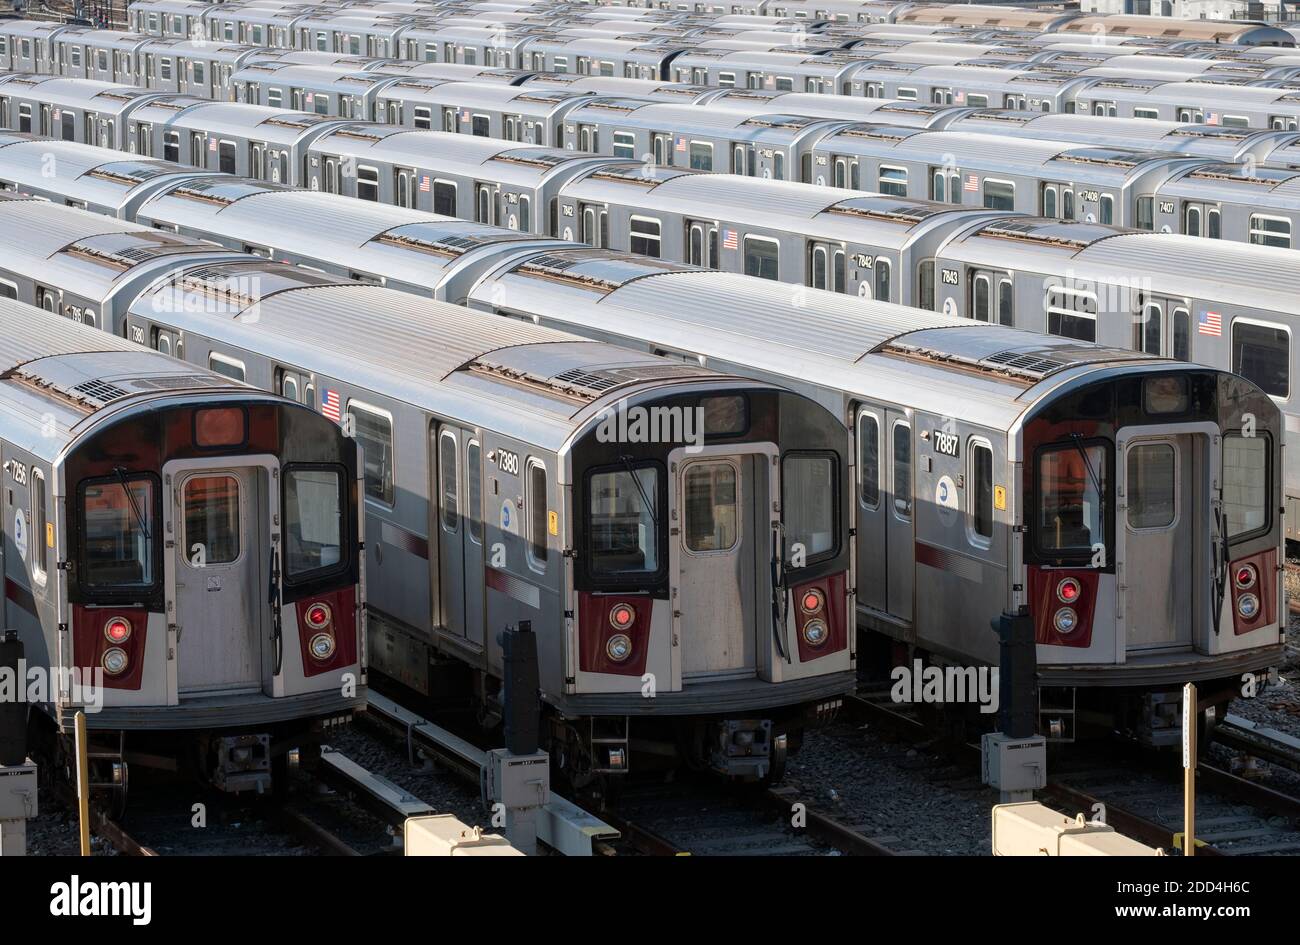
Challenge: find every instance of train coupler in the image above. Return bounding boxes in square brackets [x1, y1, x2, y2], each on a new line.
[211, 733, 271, 794]
[709, 719, 774, 779]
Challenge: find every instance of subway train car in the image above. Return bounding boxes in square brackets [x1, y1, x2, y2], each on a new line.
[465, 253, 1286, 745]
[0, 293, 364, 809]
[0, 197, 854, 784]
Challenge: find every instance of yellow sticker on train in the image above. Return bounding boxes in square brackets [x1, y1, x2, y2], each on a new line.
[46, 522, 54, 548]
[547, 511, 558, 536]
[993, 486, 1006, 511]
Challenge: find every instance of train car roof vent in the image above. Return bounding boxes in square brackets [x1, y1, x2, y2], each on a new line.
[70, 378, 129, 405]
[982, 350, 1068, 378]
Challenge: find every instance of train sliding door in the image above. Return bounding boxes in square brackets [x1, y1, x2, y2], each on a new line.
[854, 404, 914, 629]
[165, 459, 273, 696]
[670, 446, 765, 679]
[433, 424, 485, 648]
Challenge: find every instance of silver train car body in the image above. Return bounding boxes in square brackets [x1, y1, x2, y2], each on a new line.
[0, 195, 855, 779]
[0, 290, 365, 799]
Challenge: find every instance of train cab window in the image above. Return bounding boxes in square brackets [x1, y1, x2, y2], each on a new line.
[892, 421, 911, 520]
[1100, 195, 1114, 226]
[438, 430, 458, 531]
[1232, 321, 1290, 400]
[917, 261, 935, 312]
[588, 464, 660, 576]
[784, 453, 837, 560]
[350, 402, 395, 506]
[969, 441, 994, 544]
[1136, 196, 1154, 231]
[858, 413, 879, 509]
[874, 259, 891, 303]
[743, 236, 779, 281]
[284, 466, 344, 580]
[689, 142, 712, 171]
[31, 468, 47, 583]
[526, 459, 549, 568]
[1222, 433, 1270, 540]
[182, 475, 241, 564]
[1126, 444, 1176, 530]
[1036, 441, 1108, 555]
[208, 353, 245, 381]
[683, 462, 738, 553]
[78, 475, 156, 589]
[983, 180, 1015, 211]
[1250, 214, 1291, 249]
[467, 441, 483, 544]
[630, 216, 661, 258]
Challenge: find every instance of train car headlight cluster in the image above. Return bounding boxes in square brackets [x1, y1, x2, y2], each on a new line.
[1234, 564, 1257, 590]
[802, 619, 829, 647]
[309, 632, 336, 660]
[1237, 593, 1260, 620]
[606, 633, 633, 662]
[103, 616, 132, 644]
[102, 647, 129, 676]
[1053, 608, 1078, 634]
[1055, 578, 1081, 604]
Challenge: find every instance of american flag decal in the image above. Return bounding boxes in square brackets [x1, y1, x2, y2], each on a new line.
[722, 229, 738, 250]
[954, 91, 964, 104]
[675, 136, 686, 152]
[321, 388, 342, 422]
[1198, 310, 1222, 337]
[963, 173, 978, 192]
[1207, 112, 1219, 125]
[460, 109, 470, 121]
[419, 175, 430, 192]
[209, 137, 217, 152]
[305, 92, 314, 104]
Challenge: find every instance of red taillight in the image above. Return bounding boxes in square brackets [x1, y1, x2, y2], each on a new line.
[305, 602, 332, 629]
[1234, 565, 1257, 590]
[609, 603, 635, 631]
[1056, 577, 1081, 604]
[104, 616, 132, 644]
[801, 589, 824, 614]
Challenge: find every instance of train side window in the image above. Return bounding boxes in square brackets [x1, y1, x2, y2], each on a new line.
[0, 279, 16, 300]
[878, 164, 907, 197]
[1249, 214, 1291, 248]
[218, 140, 236, 174]
[31, 467, 47, 584]
[833, 250, 845, 294]
[1046, 288, 1097, 343]
[743, 236, 779, 281]
[208, 353, 245, 381]
[349, 401, 395, 506]
[613, 131, 635, 159]
[414, 107, 431, 130]
[1173, 308, 1190, 362]
[969, 440, 994, 545]
[630, 216, 661, 258]
[858, 412, 879, 509]
[433, 180, 456, 217]
[438, 430, 458, 532]
[689, 141, 712, 171]
[277, 369, 299, 402]
[892, 421, 911, 520]
[163, 131, 180, 163]
[518, 197, 530, 232]
[983, 179, 1015, 211]
[526, 459, 549, 569]
[357, 165, 379, 202]
[1208, 208, 1221, 240]
[467, 440, 482, 544]
[1222, 433, 1270, 540]
[1231, 321, 1290, 400]
[1100, 195, 1114, 226]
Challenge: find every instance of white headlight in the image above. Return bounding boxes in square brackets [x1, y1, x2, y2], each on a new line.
[1053, 608, 1078, 634]
[102, 647, 128, 676]
[1237, 593, 1260, 620]
[606, 634, 632, 662]
[309, 632, 336, 661]
[802, 619, 829, 647]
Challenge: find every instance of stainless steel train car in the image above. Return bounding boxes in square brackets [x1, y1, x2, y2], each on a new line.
[464, 252, 1286, 745]
[0, 286, 365, 804]
[0, 196, 855, 782]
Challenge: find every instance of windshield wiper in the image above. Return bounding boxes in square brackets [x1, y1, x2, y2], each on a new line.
[114, 466, 151, 542]
[619, 455, 658, 529]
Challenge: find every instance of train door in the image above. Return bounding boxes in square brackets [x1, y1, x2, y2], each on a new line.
[434, 424, 465, 637]
[886, 411, 914, 623]
[1182, 202, 1221, 239]
[165, 459, 274, 696]
[854, 405, 888, 615]
[686, 220, 717, 267]
[1116, 430, 1203, 652]
[806, 241, 845, 293]
[395, 167, 417, 209]
[670, 446, 766, 679]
